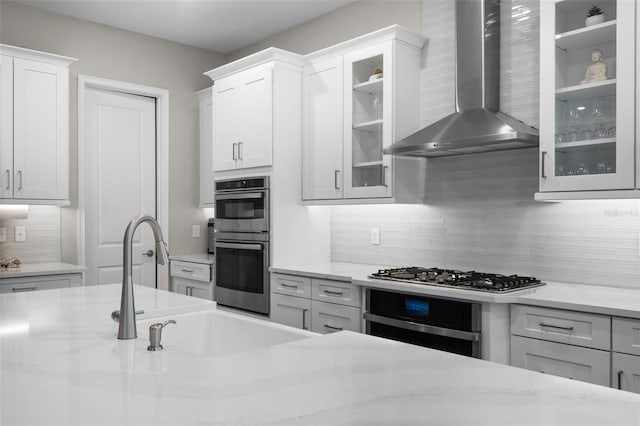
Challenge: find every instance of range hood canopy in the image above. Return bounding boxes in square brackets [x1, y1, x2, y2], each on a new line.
[384, 0, 538, 157]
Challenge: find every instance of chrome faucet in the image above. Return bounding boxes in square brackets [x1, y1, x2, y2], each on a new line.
[117, 214, 169, 340]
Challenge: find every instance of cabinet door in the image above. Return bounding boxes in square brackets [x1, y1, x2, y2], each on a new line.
[12, 58, 69, 200]
[343, 42, 393, 199]
[237, 63, 273, 169]
[310, 300, 361, 334]
[612, 352, 640, 394]
[213, 75, 240, 172]
[0, 55, 12, 199]
[511, 335, 611, 386]
[539, 0, 636, 192]
[198, 89, 214, 206]
[270, 292, 311, 330]
[191, 283, 213, 300]
[302, 57, 344, 200]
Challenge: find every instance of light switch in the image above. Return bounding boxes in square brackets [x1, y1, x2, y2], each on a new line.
[370, 227, 380, 245]
[192, 225, 201, 238]
[0, 227, 6, 242]
[15, 226, 26, 242]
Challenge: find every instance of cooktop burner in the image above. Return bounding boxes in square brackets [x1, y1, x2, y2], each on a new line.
[369, 267, 545, 293]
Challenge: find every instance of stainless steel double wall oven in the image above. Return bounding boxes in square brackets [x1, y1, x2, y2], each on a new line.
[214, 176, 270, 314]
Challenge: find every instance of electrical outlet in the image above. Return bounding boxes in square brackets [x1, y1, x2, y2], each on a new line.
[15, 226, 26, 242]
[192, 225, 201, 238]
[370, 227, 380, 245]
[0, 227, 6, 242]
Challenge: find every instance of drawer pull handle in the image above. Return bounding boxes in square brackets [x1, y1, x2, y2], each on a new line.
[539, 322, 574, 331]
[617, 370, 623, 390]
[323, 324, 343, 331]
[323, 290, 344, 296]
[281, 283, 299, 289]
[12, 287, 36, 292]
[5, 169, 9, 190]
[302, 308, 309, 330]
[181, 269, 194, 273]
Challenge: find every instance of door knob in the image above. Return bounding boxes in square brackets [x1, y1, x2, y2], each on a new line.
[142, 249, 155, 257]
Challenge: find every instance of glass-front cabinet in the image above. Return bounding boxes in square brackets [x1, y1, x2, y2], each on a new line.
[539, 0, 636, 193]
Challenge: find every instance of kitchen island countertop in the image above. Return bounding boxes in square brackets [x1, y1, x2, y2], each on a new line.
[1, 284, 639, 425]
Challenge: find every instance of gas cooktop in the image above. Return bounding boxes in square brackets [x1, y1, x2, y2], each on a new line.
[369, 267, 545, 293]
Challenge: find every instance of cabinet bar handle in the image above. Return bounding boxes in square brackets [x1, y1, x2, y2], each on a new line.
[323, 324, 344, 331]
[334, 169, 340, 190]
[539, 322, 574, 331]
[541, 151, 547, 179]
[17, 170, 22, 190]
[323, 290, 344, 296]
[12, 287, 36, 292]
[617, 370, 623, 390]
[382, 165, 388, 187]
[181, 269, 194, 273]
[5, 169, 9, 190]
[238, 141, 243, 160]
[232, 143, 237, 160]
[302, 308, 309, 330]
[281, 283, 298, 289]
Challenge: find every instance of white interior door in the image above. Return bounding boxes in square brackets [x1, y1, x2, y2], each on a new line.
[84, 87, 157, 287]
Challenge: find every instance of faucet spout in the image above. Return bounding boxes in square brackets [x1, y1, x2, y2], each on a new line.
[118, 214, 169, 340]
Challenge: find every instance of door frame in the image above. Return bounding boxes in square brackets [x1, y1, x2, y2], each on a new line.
[77, 75, 170, 288]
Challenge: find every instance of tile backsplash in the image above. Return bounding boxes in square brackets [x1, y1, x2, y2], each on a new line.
[330, 0, 640, 289]
[0, 206, 61, 263]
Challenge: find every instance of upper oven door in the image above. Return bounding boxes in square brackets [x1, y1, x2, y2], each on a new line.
[214, 190, 268, 233]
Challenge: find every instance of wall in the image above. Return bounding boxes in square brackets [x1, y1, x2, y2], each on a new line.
[0, 206, 61, 263]
[0, 2, 225, 264]
[331, 0, 640, 289]
[226, 0, 421, 60]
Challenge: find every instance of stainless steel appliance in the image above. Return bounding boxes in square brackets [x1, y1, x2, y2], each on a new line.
[364, 289, 482, 358]
[213, 177, 270, 314]
[207, 218, 215, 255]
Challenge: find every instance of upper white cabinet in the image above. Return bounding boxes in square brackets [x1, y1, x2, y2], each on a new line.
[302, 26, 427, 203]
[537, 0, 638, 200]
[205, 50, 303, 173]
[0, 45, 76, 205]
[196, 87, 214, 207]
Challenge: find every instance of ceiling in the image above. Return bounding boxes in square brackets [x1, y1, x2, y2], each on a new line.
[12, 0, 354, 54]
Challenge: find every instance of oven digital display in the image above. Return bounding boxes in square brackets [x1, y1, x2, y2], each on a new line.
[404, 298, 429, 317]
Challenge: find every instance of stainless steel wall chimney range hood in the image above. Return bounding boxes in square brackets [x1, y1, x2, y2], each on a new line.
[384, 0, 539, 157]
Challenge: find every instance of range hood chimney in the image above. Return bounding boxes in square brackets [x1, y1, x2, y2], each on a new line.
[384, 0, 538, 157]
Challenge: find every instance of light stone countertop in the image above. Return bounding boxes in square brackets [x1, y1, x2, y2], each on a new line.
[1, 284, 639, 425]
[271, 262, 640, 317]
[0, 262, 87, 279]
[169, 253, 214, 265]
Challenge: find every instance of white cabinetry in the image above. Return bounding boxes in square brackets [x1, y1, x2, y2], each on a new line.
[510, 305, 611, 386]
[302, 25, 426, 203]
[205, 50, 304, 173]
[612, 317, 640, 393]
[0, 45, 76, 205]
[271, 273, 362, 333]
[196, 88, 214, 207]
[537, 0, 639, 200]
[169, 259, 213, 300]
[0, 273, 82, 293]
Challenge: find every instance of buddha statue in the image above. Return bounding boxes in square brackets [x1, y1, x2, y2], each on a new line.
[580, 49, 607, 84]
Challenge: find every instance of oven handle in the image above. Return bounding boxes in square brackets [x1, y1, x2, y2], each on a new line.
[215, 192, 263, 200]
[363, 312, 481, 342]
[215, 241, 263, 251]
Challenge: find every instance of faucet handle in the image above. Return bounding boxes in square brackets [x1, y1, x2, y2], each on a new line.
[111, 309, 144, 323]
[147, 319, 176, 351]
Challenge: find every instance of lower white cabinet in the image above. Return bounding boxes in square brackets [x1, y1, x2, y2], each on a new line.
[169, 259, 213, 300]
[510, 335, 611, 387]
[271, 272, 362, 333]
[612, 317, 640, 394]
[0, 273, 82, 293]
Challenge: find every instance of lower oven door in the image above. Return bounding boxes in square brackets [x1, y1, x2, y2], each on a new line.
[214, 239, 269, 314]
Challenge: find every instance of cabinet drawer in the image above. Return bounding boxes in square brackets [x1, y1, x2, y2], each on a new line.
[272, 273, 312, 298]
[170, 260, 211, 282]
[311, 279, 361, 307]
[511, 305, 610, 350]
[510, 335, 610, 387]
[612, 352, 640, 394]
[310, 300, 361, 334]
[0, 275, 74, 293]
[270, 292, 312, 331]
[613, 317, 640, 356]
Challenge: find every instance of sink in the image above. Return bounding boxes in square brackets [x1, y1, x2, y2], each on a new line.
[137, 309, 314, 357]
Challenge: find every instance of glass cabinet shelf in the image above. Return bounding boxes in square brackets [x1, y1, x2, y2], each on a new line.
[556, 79, 616, 101]
[353, 119, 383, 131]
[555, 137, 616, 152]
[556, 20, 616, 50]
[353, 160, 384, 168]
[353, 78, 383, 94]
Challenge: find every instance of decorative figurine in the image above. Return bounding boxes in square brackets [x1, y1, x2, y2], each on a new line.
[368, 68, 383, 81]
[580, 49, 607, 84]
[585, 4, 605, 27]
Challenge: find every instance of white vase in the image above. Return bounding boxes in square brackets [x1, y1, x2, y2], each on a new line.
[585, 14, 605, 27]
